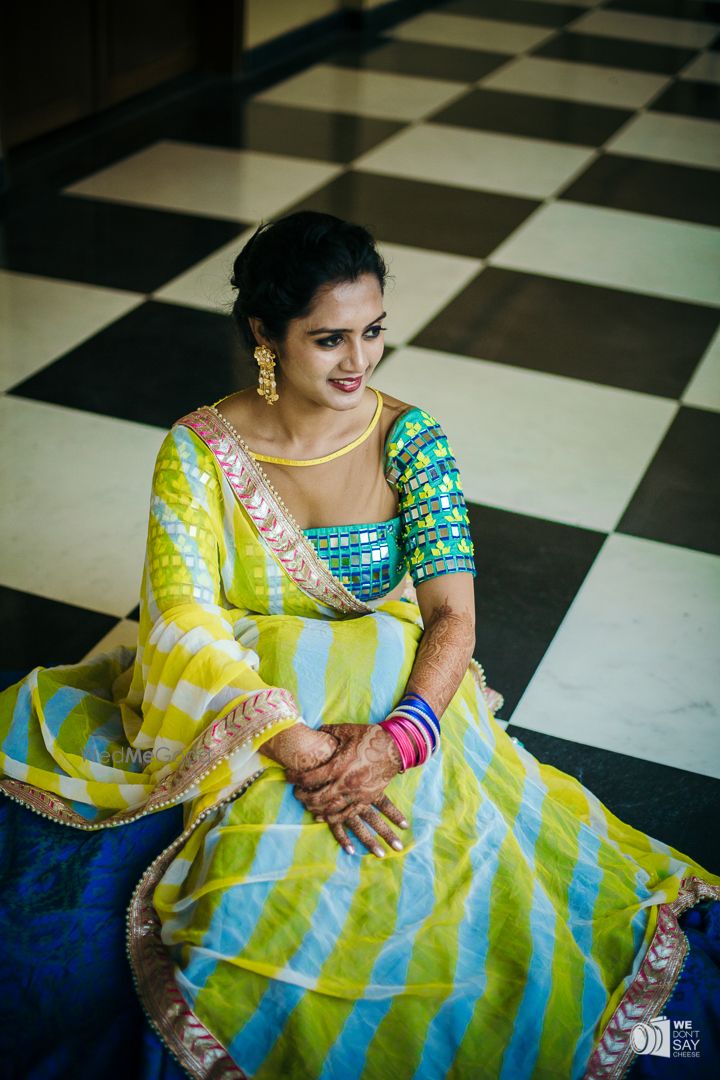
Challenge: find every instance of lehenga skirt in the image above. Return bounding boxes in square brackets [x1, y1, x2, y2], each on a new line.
[2, 617, 719, 1080]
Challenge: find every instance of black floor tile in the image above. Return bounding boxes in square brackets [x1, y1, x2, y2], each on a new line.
[7, 301, 254, 430]
[330, 36, 507, 83]
[168, 98, 403, 164]
[431, 86, 632, 146]
[505, 727, 720, 874]
[0, 193, 245, 294]
[288, 170, 539, 258]
[440, 0, 587, 27]
[560, 153, 720, 227]
[412, 267, 719, 397]
[0, 586, 118, 675]
[616, 405, 720, 556]
[649, 78, 720, 122]
[606, 0, 720, 22]
[468, 502, 605, 719]
[532, 28, 698, 75]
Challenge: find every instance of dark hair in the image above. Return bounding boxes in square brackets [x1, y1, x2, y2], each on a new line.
[230, 211, 388, 355]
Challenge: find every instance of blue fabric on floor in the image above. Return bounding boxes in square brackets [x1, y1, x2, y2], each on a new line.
[628, 899, 720, 1079]
[0, 793, 189, 1079]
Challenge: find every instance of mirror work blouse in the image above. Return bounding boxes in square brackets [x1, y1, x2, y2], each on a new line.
[302, 407, 476, 602]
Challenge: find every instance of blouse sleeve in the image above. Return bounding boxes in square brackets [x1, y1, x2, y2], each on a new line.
[130, 424, 302, 770]
[385, 407, 476, 587]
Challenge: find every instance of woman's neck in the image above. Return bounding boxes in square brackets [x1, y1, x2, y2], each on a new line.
[248, 385, 377, 455]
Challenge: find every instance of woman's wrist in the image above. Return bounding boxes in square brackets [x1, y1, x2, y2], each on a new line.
[377, 724, 404, 774]
[261, 722, 336, 771]
[380, 691, 441, 771]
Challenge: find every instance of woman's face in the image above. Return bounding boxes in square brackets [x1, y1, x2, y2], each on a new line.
[255, 273, 386, 411]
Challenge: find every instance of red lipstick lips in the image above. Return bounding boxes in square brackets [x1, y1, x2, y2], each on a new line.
[328, 376, 362, 393]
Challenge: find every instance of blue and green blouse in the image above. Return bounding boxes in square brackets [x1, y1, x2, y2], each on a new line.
[302, 407, 476, 602]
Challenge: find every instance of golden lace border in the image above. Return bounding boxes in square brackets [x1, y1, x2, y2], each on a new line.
[0, 687, 298, 830]
[127, 776, 260, 1080]
[583, 875, 720, 1079]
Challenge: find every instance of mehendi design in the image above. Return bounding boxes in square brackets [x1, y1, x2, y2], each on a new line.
[285, 724, 402, 816]
[405, 599, 476, 719]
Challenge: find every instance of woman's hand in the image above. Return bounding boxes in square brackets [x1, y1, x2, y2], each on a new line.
[265, 722, 408, 858]
[260, 722, 339, 773]
[285, 723, 402, 815]
[310, 797, 409, 859]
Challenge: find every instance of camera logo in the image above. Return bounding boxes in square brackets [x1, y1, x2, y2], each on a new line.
[631, 1017, 670, 1057]
[630, 1018, 700, 1060]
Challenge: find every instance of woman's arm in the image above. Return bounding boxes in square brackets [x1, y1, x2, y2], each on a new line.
[403, 571, 476, 719]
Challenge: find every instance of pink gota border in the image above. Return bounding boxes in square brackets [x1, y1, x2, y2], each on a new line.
[583, 875, 720, 1079]
[176, 408, 372, 616]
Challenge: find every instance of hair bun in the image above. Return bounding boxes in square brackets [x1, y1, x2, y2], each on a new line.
[228, 212, 387, 355]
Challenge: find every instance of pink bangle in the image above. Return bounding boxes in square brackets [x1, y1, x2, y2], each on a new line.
[397, 717, 429, 766]
[380, 718, 414, 771]
[380, 715, 429, 771]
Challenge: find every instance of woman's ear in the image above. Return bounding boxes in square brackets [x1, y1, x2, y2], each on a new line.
[248, 316, 273, 352]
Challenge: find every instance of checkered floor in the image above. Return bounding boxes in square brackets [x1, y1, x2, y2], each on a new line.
[1, 0, 719, 869]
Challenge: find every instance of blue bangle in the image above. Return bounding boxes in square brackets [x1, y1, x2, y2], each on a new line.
[393, 705, 440, 751]
[396, 692, 441, 751]
[400, 692, 439, 728]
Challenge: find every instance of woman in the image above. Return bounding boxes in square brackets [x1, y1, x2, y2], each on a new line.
[1, 211, 718, 1080]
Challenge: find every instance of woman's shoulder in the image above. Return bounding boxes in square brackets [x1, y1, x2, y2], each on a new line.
[379, 391, 442, 445]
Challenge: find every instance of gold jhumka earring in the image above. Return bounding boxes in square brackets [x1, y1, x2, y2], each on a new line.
[254, 344, 279, 405]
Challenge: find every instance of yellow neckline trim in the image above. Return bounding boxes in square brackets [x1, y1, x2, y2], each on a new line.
[247, 386, 384, 466]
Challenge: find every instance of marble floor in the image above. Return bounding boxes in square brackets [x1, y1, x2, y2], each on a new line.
[1, 0, 719, 869]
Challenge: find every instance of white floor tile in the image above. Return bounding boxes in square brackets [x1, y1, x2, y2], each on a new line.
[511, 534, 720, 780]
[254, 64, 464, 122]
[81, 618, 139, 662]
[481, 56, 670, 110]
[371, 344, 676, 532]
[680, 50, 720, 85]
[682, 325, 720, 413]
[388, 12, 553, 54]
[65, 141, 341, 221]
[354, 123, 597, 199]
[607, 112, 720, 171]
[0, 398, 165, 617]
[0, 270, 141, 392]
[378, 243, 482, 345]
[570, 9, 719, 49]
[489, 201, 720, 308]
[153, 227, 257, 312]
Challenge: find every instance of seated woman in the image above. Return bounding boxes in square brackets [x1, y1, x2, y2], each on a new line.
[1, 211, 718, 1080]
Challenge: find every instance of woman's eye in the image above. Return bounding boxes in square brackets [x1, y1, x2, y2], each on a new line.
[316, 326, 386, 348]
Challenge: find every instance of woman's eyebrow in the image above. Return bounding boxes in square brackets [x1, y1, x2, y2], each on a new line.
[306, 312, 386, 335]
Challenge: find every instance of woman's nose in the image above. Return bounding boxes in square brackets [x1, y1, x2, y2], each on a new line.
[341, 338, 370, 371]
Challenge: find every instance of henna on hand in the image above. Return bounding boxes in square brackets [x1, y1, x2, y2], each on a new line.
[318, 797, 409, 858]
[286, 723, 402, 818]
[260, 723, 338, 773]
[405, 598, 475, 719]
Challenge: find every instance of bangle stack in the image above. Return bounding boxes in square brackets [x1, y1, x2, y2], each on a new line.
[379, 692, 441, 772]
